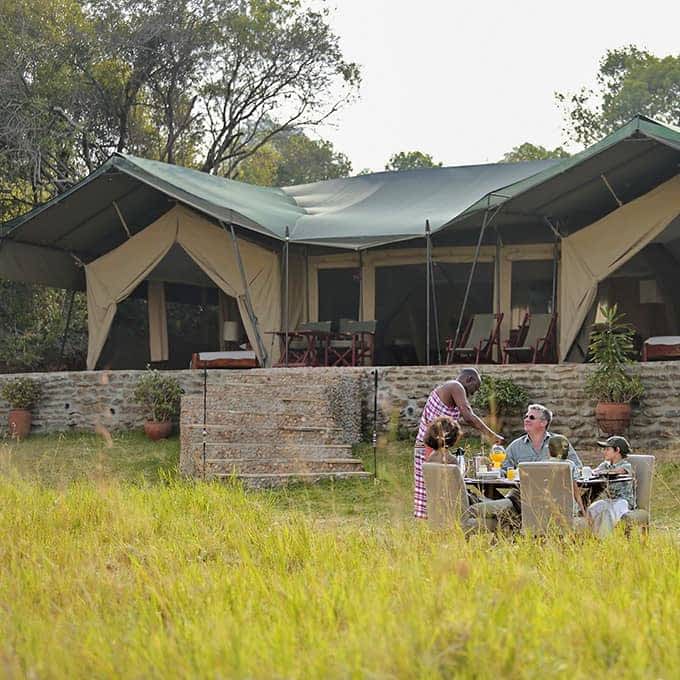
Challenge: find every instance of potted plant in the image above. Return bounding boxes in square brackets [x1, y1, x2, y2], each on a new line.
[133, 369, 182, 440]
[1, 376, 43, 439]
[585, 304, 644, 435]
[471, 375, 530, 436]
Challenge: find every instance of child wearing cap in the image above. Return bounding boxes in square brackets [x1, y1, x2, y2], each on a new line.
[548, 434, 586, 517]
[587, 436, 636, 537]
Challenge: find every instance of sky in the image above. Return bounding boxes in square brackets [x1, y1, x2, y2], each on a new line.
[316, 0, 680, 172]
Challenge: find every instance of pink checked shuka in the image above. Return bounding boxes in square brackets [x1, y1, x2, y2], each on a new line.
[413, 387, 460, 519]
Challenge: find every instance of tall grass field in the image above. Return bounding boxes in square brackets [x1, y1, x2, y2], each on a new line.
[1, 432, 680, 678]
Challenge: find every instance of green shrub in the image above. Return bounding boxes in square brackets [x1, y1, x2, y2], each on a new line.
[132, 369, 183, 422]
[585, 304, 645, 403]
[1, 377, 43, 409]
[471, 375, 530, 417]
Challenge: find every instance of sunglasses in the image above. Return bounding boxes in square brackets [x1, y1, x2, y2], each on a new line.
[523, 414, 539, 420]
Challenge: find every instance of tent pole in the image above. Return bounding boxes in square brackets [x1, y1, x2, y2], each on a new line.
[58, 289, 76, 366]
[543, 217, 562, 314]
[358, 249, 364, 322]
[430, 256, 442, 364]
[425, 220, 431, 365]
[202, 365, 207, 480]
[453, 208, 490, 349]
[226, 222, 269, 365]
[284, 226, 290, 368]
[372, 368, 379, 479]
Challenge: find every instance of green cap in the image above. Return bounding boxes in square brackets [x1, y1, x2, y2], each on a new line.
[596, 436, 631, 455]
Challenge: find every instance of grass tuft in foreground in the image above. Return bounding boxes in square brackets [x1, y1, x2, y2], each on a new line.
[1, 432, 680, 678]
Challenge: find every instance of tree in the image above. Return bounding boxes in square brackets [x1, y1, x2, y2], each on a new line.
[235, 129, 352, 186]
[385, 151, 442, 171]
[500, 143, 570, 163]
[556, 46, 680, 147]
[0, 0, 360, 219]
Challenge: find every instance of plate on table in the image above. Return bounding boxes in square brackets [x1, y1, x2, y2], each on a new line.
[478, 470, 502, 479]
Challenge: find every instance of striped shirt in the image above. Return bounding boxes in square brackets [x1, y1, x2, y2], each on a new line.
[414, 387, 461, 519]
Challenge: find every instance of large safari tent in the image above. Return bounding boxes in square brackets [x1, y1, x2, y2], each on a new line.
[1, 115, 679, 369]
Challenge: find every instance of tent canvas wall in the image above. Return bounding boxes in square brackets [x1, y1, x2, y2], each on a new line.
[84, 205, 283, 368]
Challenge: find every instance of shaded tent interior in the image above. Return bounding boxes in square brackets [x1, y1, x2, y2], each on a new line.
[1, 115, 678, 369]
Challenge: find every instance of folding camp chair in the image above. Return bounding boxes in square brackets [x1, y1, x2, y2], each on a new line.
[327, 319, 378, 366]
[621, 454, 655, 532]
[519, 461, 583, 535]
[327, 319, 355, 366]
[503, 313, 557, 364]
[445, 313, 503, 364]
[273, 321, 332, 366]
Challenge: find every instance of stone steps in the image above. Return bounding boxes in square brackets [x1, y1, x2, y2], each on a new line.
[182, 424, 346, 446]
[199, 457, 365, 475]
[193, 397, 327, 414]
[212, 470, 373, 488]
[185, 442, 353, 461]
[180, 411, 334, 430]
[179, 371, 366, 483]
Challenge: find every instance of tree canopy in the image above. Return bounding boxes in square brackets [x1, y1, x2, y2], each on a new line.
[0, 0, 360, 220]
[500, 143, 570, 163]
[385, 151, 442, 172]
[235, 130, 352, 186]
[556, 45, 680, 146]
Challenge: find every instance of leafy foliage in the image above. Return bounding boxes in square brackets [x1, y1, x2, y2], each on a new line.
[385, 151, 442, 171]
[132, 369, 183, 421]
[585, 304, 645, 404]
[471, 376, 530, 417]
[0, 0, 360, 217]
[0, 283, 87, 372]
[500, 142, 570, 162]
[556, 45, 680, 146]
[1, 376, 43, 409]
[235, 129, 352, 186]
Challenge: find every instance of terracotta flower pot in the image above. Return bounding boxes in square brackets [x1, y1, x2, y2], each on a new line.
[8, 409, 32, 439]
[144, 420, 172, 441]
[595, 402, 631, 436]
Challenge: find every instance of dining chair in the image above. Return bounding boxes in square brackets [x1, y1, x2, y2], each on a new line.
[422, 462, 469, 529]
[519, 461, 580, 535]
[621, 454, 655, 532]
[274, 321, 331, 366]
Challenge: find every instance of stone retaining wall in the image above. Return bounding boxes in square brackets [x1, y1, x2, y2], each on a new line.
[1, 364, 679, 463]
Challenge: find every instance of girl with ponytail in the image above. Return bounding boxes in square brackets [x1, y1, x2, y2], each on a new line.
[423, 416, 462, 463]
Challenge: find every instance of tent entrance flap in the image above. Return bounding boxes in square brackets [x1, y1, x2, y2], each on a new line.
[559, 175, 680, 360]
[85, 205, 281, 369]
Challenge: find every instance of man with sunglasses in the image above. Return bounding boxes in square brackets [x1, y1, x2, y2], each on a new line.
[465, 403, 581, 530]
[502, 404, 581, 471]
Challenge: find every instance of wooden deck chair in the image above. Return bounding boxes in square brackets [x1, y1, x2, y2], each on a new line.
[422, 462, 469, 529]
[621, 454, 655, 532]
[503, 313, 557, 364]
[445, 313, 503, 364]
[519, 461, 580, 535]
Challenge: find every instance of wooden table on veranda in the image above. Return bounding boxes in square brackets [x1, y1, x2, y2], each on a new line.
[464, 474, 634, 502]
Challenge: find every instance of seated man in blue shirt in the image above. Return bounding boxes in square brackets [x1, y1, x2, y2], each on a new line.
[465, 404, 582, 531]
[503, 404, 582, 471]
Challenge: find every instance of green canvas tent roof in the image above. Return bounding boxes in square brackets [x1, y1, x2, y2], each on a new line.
[1, 154, 558, 250]
[1, 115, 678, 290]
[452, 116, 680, 234]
